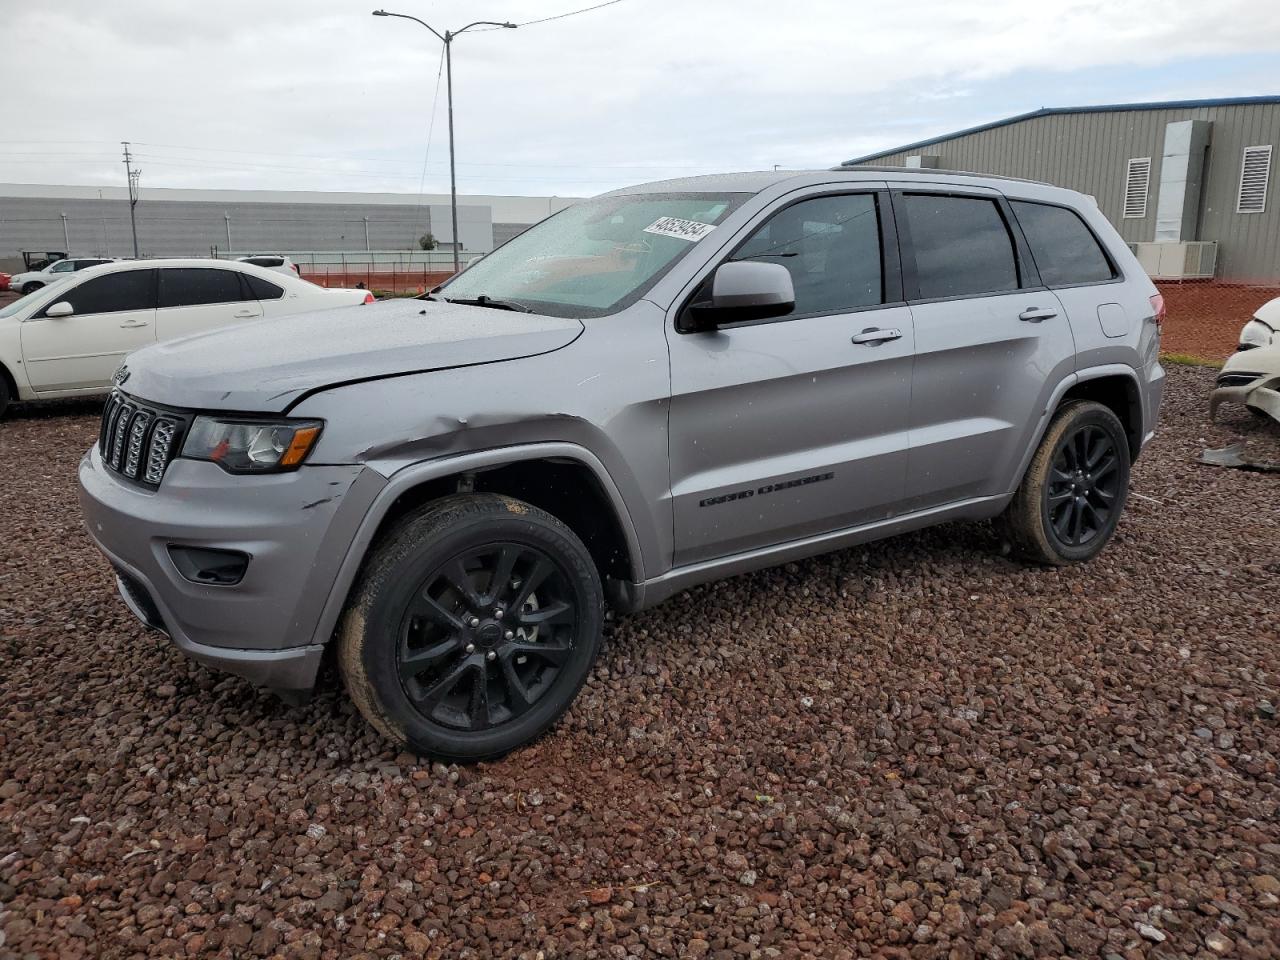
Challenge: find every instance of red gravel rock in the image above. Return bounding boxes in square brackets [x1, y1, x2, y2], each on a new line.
[1, 368, 1278, 958]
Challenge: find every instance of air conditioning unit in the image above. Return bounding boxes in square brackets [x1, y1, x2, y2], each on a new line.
[1132, 241, 1218, 280]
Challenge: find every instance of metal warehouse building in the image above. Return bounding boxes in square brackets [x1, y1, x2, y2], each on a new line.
[844, 95, 1280, 284]
[0, 183, 575, 269]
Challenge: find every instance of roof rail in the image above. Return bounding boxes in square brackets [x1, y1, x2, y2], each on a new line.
[829, 164, 1049, 186]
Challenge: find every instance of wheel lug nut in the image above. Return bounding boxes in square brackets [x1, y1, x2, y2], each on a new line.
[464, 642, 475, 654]
[504, 630, 514, 640]
[486, 651, 496, 661]
[493, 608, 504, 619]
[469, 617, 480, 628]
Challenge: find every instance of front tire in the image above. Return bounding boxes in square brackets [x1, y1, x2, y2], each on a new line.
[21, 282, 43, 295]
[338, 493, 604, 761]
[0, 375, 10, 419]
[1001, 400, 1130, 565]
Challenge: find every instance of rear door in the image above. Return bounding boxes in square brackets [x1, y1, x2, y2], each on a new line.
[892, 187, 1076, 509]
[666, 187, 916, 566]
[1007, 198, 1133, 371]
[155, 267, 264, 341]
[21, 268, 158, 392]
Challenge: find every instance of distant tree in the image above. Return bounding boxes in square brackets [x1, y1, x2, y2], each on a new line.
[418, 232, 438, 251]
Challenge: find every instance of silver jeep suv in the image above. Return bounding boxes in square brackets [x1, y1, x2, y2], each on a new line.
[78, 168, 1165, 761]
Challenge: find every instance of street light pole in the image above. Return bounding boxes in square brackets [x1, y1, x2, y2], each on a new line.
[372, 10, 516, 274]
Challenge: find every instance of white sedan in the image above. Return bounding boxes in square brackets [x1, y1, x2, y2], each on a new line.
[0, 258, 373, 416]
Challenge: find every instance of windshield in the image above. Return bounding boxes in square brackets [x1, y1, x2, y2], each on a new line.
[0, 282, 65, 320]
[439, 192, 748, 318]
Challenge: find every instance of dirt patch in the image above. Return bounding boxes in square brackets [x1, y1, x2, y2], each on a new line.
[1, 367, 1278, 958]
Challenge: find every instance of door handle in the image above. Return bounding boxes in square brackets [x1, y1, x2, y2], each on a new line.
[233, 310, 259, 318]
[1018, 307, 1058, 323]
[119, 320, 150, 328]
[851, 327, 903, 345]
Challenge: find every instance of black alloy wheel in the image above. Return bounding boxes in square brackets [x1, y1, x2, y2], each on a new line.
[1044, 424, 1122, 547]
[1000, 399, 1131, 565]
[338, 493, 603, 761]
[398, 542, 577, 731]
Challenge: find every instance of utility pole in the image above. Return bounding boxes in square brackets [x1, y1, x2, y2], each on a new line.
[372, 10, 517, 273]
[122, 142, 142, 258]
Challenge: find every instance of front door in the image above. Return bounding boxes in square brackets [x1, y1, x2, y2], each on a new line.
[666, 190, 915, 567]
[21, 268, 157, 393]
[891, 188, 1077, 509]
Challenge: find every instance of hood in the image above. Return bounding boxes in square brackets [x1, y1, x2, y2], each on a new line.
[1254, 296, 1280, 329]
[123, 298, 584, 412]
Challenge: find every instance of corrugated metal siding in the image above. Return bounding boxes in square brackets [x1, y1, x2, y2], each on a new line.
[0, 197, 502, 258]
[855, 103, 1280, 283]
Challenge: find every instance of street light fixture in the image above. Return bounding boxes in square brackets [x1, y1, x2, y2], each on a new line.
[373, 9, 517, 273]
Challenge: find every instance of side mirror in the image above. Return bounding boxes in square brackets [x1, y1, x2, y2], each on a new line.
[680, 260, 795, 332]
[45, 301, 75, 318]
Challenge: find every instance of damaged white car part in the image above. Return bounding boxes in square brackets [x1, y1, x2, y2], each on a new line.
[1238, 297, 1280, 351]
[1210, 344, 1280, 425]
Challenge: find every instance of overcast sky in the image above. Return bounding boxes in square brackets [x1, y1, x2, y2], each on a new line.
[2, 0, 1279, 199]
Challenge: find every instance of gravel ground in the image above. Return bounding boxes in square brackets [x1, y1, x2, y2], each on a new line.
[2, 364, 1278, 960]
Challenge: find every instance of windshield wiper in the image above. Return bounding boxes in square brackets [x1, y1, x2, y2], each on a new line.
[444, 294, 531, 313]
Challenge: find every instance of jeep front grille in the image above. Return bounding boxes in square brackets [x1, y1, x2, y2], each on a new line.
[99, 392, 189, 487]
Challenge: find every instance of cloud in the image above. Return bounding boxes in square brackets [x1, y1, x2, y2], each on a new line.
[1, 0, 1278, 196]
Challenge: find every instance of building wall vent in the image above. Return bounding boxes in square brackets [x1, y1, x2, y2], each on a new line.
[1123, 158, 1151, 218]
[1237, 145, 1272, 214]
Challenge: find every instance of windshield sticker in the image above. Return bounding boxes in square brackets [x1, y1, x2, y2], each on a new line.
[643, 216, 717, 243]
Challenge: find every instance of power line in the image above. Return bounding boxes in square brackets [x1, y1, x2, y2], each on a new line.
[126, 154, 643, 184]
[517, 0, 627, 27]
[118, 141, 708, 170]
[414, 44, 448, 217]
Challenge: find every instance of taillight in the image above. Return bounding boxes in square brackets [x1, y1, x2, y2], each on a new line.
[1149, 293, 1166, 326]
[363, 292, 375, 304]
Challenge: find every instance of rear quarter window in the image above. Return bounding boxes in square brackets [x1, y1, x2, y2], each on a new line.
[1011, 200, 1116, 287]
[244, 274, 284, 300]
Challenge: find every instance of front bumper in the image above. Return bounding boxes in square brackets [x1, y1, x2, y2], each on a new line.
[78, 445, 386, 693]
[1209, 374, 1280, 424]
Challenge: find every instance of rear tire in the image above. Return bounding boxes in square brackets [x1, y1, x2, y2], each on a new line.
[1000, 400, 1130, 565]
[338, 493, 604, 761]
[0, 375, 10, 420]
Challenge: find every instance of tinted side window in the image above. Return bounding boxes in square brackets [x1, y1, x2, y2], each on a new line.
[1012, 201, 1115, 286]
[734, 193, 883, 316]
[901, 194, 1019, 299]
[244, 274, 284, 300]
[51, 270, 155, 315]
[159, 268, 250, 307]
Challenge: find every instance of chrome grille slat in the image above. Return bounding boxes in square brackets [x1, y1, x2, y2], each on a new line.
[98, 393, 186, 488]
[124, 411, 154, 478]
[110, 404, 134, 470]
[145, 420, 177, 485]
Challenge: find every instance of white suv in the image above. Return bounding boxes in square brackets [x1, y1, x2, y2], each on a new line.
[9, 257, 119, 295]
[0, 258, 373, 415]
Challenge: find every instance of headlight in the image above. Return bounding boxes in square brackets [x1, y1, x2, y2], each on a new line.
[182, 417, 323, 474]
[1239, 319, 1275, 350]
